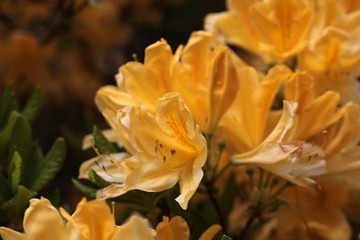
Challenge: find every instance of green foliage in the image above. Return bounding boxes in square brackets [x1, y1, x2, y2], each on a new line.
[92, 125, 117, 153]
[0, 86, 66, 227]
[26, 138, 66, 192]
[88, 169, 110, 188]
[21, 86, 43, 123]
[73, 125, 115, 196]
[72, 179, 97, 198]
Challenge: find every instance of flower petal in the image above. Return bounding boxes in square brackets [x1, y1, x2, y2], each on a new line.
[78, 152, 129, 183]
[23, 197, 64, 240]
[0, 227, 25, 240]
[112, 214, 155, 240]
[156, 216, 190, 240]
[62, 199, 116, 240]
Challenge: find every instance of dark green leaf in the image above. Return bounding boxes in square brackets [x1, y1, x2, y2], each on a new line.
[88, 169, 110, 188]
[28, 138, 66, 191]
[0, 172, 11, 203]
[1, 185, 36, 224]
[72, 179, 97, 198]
[0, 111, 19, 157]
[9, 151, 22, 193]
[22, 86, 43, 123]
[0, 86, 15, 128]
[9, 113, 32, 162]
[92, 126, 117, 153]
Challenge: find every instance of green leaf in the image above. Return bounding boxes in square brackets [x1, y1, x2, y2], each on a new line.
[22, 86, 43, 123]
[9, 151, 23, 193]
[88, 169, 110, 188]
[9, 112, 32, 162]
[0, 172, 11, 203]
[0, 86, 15, 128]
[0, 111, 19, 157]
[92, 126, 117, 153]
[221, 235, 232, 240]
[72, 179, 97, 198]
[28, 138, 66, 191]
[1, 185, 36, 224]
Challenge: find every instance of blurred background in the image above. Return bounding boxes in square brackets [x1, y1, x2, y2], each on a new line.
[0, 0, 226, 212]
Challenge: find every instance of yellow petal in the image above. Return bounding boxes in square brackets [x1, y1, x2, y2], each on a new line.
[207, 45, 240, 132]
[102, 109, 136, 154]
[156, 216, 190, 240]
[78, 152, 129, 183]
[199, 224, 222, 240]
[284, 71, 346, 140]
[251, 0, 315, 61]
[95, 85, 134, 114]
[220, 65, 291, 152]
[110, 93, 206, 209]
[232, 102, 326, 188]
[112, 214, 155, 240]
[0, 227, 25, 240]
[63, 199, 116, 240]
[121, 40, 174, 112]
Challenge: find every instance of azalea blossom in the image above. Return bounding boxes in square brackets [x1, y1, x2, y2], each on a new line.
[232, 101, 327, 188]
[156, 216, 221, 240]
[87, 93, 207, 210]
[95, 30, 244, 133]
[255, 186, 351, 240]
[219, 65, 292, 152]
[205, 0, 323, 62]
[0, 197, 155, 240]
[298, 12, 360, 104]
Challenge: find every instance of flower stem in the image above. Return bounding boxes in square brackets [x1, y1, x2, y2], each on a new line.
[205, 180, 228, 235]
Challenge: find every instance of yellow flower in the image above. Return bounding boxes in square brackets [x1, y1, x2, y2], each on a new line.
[0, 197, 64, 240]
[206, 0, 321, 62]
[283, 70, 346, 140]
[0, 197, 155, 240]
[219, 65, 292, 152]
[156, 216, 190, 240]
[95, 31, 244, 133]
[155, 215, 221, 240]
[232, 101, 327, 188]
[96, 93, 207, 210]
[298, 17, 360, 104]
[313, 103, 360, 187]
[255, 186, 351, 240]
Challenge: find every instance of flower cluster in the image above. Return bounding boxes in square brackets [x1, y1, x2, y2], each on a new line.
[1, 0, 360, 239]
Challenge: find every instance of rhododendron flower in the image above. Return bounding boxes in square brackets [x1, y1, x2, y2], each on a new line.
[220, 65, 292, 152]
[206, 0, 325, 62]
[255, 186, 351, 240]
[95, 93, 207, 210]
[298, 13, 360, 104]
[95, 31, 244, 133]
[232, 101, 326, 188]
[314, 103, 360, 187]
[156, 216, 221, 240]
[0, 197, 155, 240]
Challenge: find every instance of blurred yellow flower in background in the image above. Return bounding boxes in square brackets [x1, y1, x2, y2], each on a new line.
[298, 12, 360, 104]
[206, 0, 320, 62]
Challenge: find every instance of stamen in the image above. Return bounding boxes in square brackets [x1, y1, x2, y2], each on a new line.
[91, 138, 125, 180]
